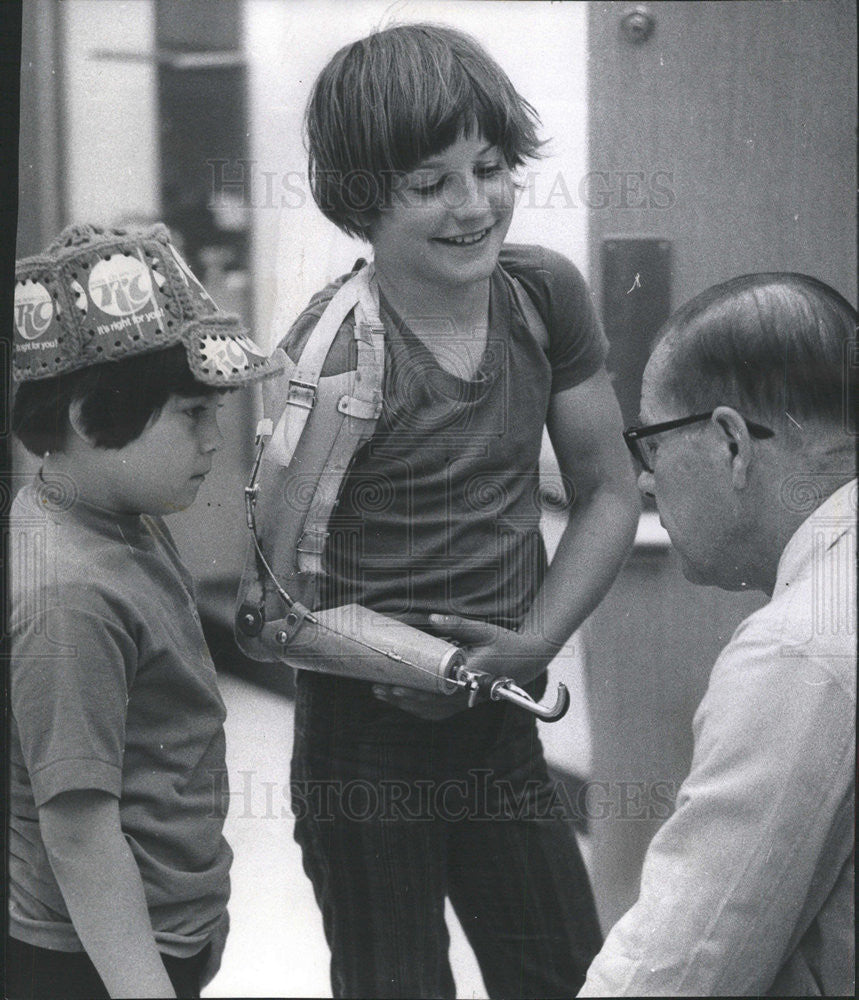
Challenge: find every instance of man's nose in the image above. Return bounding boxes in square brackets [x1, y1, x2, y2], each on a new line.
[637, 468, 655, 499]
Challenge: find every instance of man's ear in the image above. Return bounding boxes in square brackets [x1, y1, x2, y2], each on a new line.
[711, 406, 752, 488]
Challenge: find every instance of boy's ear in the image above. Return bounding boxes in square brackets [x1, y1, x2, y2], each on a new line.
[67, 398, 96, 446]
[711, 405, 752, 489]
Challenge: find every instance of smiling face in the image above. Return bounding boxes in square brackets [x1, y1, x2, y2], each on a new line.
[70, 392, 226, 516]
[369, 132, 515, 294]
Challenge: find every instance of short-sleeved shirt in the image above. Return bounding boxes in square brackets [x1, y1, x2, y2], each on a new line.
[283, 245, 608, 626]
[9, 480, 232, 957]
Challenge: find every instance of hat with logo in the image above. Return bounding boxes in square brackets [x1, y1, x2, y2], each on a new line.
[13, 222, 284, 385]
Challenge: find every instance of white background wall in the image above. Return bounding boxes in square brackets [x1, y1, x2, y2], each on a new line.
[61, 0, 160, 225]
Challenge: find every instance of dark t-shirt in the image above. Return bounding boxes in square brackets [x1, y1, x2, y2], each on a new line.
[283, 245, 608, 627]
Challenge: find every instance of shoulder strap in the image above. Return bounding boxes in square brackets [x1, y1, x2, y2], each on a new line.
[510, 275, 549, 354]
[267, 264, 383, 467]
[245, 262, 385, 607]
[293, 268, 385, 578]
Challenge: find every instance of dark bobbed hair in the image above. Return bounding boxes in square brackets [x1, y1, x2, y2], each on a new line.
[652, 273, 857, 434]
[12, 344, 220, 456]
[305, 22, 543, 239]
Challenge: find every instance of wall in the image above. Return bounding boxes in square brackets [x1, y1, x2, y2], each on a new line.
[17, 1, 159, 257]
[588, 0, 857, 307]
[17, 3, 62, 258]
[61, 1, 160, 227]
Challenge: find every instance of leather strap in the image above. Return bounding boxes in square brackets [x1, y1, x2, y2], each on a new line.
[269, 264, 382, 467]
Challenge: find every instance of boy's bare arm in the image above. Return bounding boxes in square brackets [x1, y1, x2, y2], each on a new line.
[39, 789, 177, 999]
[533, 366, 640, 647]
[373, 368, 639, 718]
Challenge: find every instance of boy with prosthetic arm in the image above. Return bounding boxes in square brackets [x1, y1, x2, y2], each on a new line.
[237, 24, 639, 999]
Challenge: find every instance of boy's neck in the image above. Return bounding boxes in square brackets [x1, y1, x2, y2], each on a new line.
[374, 267, 491, 336]
[41, 450, 137, 518]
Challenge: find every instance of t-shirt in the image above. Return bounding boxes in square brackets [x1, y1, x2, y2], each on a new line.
[283, 245, 608, 626]
[9, 479, 232, 957]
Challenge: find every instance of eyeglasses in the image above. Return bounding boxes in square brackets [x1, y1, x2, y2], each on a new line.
[623, 411, 775, 473]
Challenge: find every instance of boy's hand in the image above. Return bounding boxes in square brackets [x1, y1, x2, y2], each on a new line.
[39, 789, 177, 998]
[371, 614, 561, 718]
[428, 613, 560, 687]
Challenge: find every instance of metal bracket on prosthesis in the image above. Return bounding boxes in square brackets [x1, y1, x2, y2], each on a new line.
[242, 421, 570, 722]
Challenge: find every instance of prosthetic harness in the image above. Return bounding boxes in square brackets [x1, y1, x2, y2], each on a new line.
[235, 263, 569, 720]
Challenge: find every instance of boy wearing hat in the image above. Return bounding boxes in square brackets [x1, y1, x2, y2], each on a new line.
[7, 224, 283, 999]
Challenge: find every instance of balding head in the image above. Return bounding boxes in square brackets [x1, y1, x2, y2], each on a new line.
[637, 274, 856, 595]
[647, 273, 856, 445]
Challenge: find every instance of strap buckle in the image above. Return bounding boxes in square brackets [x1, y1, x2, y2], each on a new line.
[287, 378, 318, 410]
[296, 528, 329, 556]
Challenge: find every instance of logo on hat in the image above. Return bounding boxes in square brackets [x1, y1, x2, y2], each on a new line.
[199, 333, 267, 376]
[88, 253, 155, 317]
[15, 281, 55, 341]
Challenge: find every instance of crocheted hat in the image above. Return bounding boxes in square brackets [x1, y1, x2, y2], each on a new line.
[13, 223, 284, 385]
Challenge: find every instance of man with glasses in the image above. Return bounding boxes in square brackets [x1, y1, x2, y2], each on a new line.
[579, 273, 856, 996]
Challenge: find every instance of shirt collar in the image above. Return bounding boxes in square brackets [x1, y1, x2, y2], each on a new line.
[774, 478, 857, 593]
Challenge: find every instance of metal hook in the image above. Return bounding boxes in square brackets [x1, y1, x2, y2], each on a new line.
[489, 678, 570, 722]
[244, 419, 272, 529]
[454, 667, 570, 722]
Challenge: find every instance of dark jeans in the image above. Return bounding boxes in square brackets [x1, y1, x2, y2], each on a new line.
[5, 935, 210, 1000]
[291, 671, 602, 1000]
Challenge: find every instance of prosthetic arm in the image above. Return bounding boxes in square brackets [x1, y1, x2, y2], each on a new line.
[236, 421, 569, 720]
